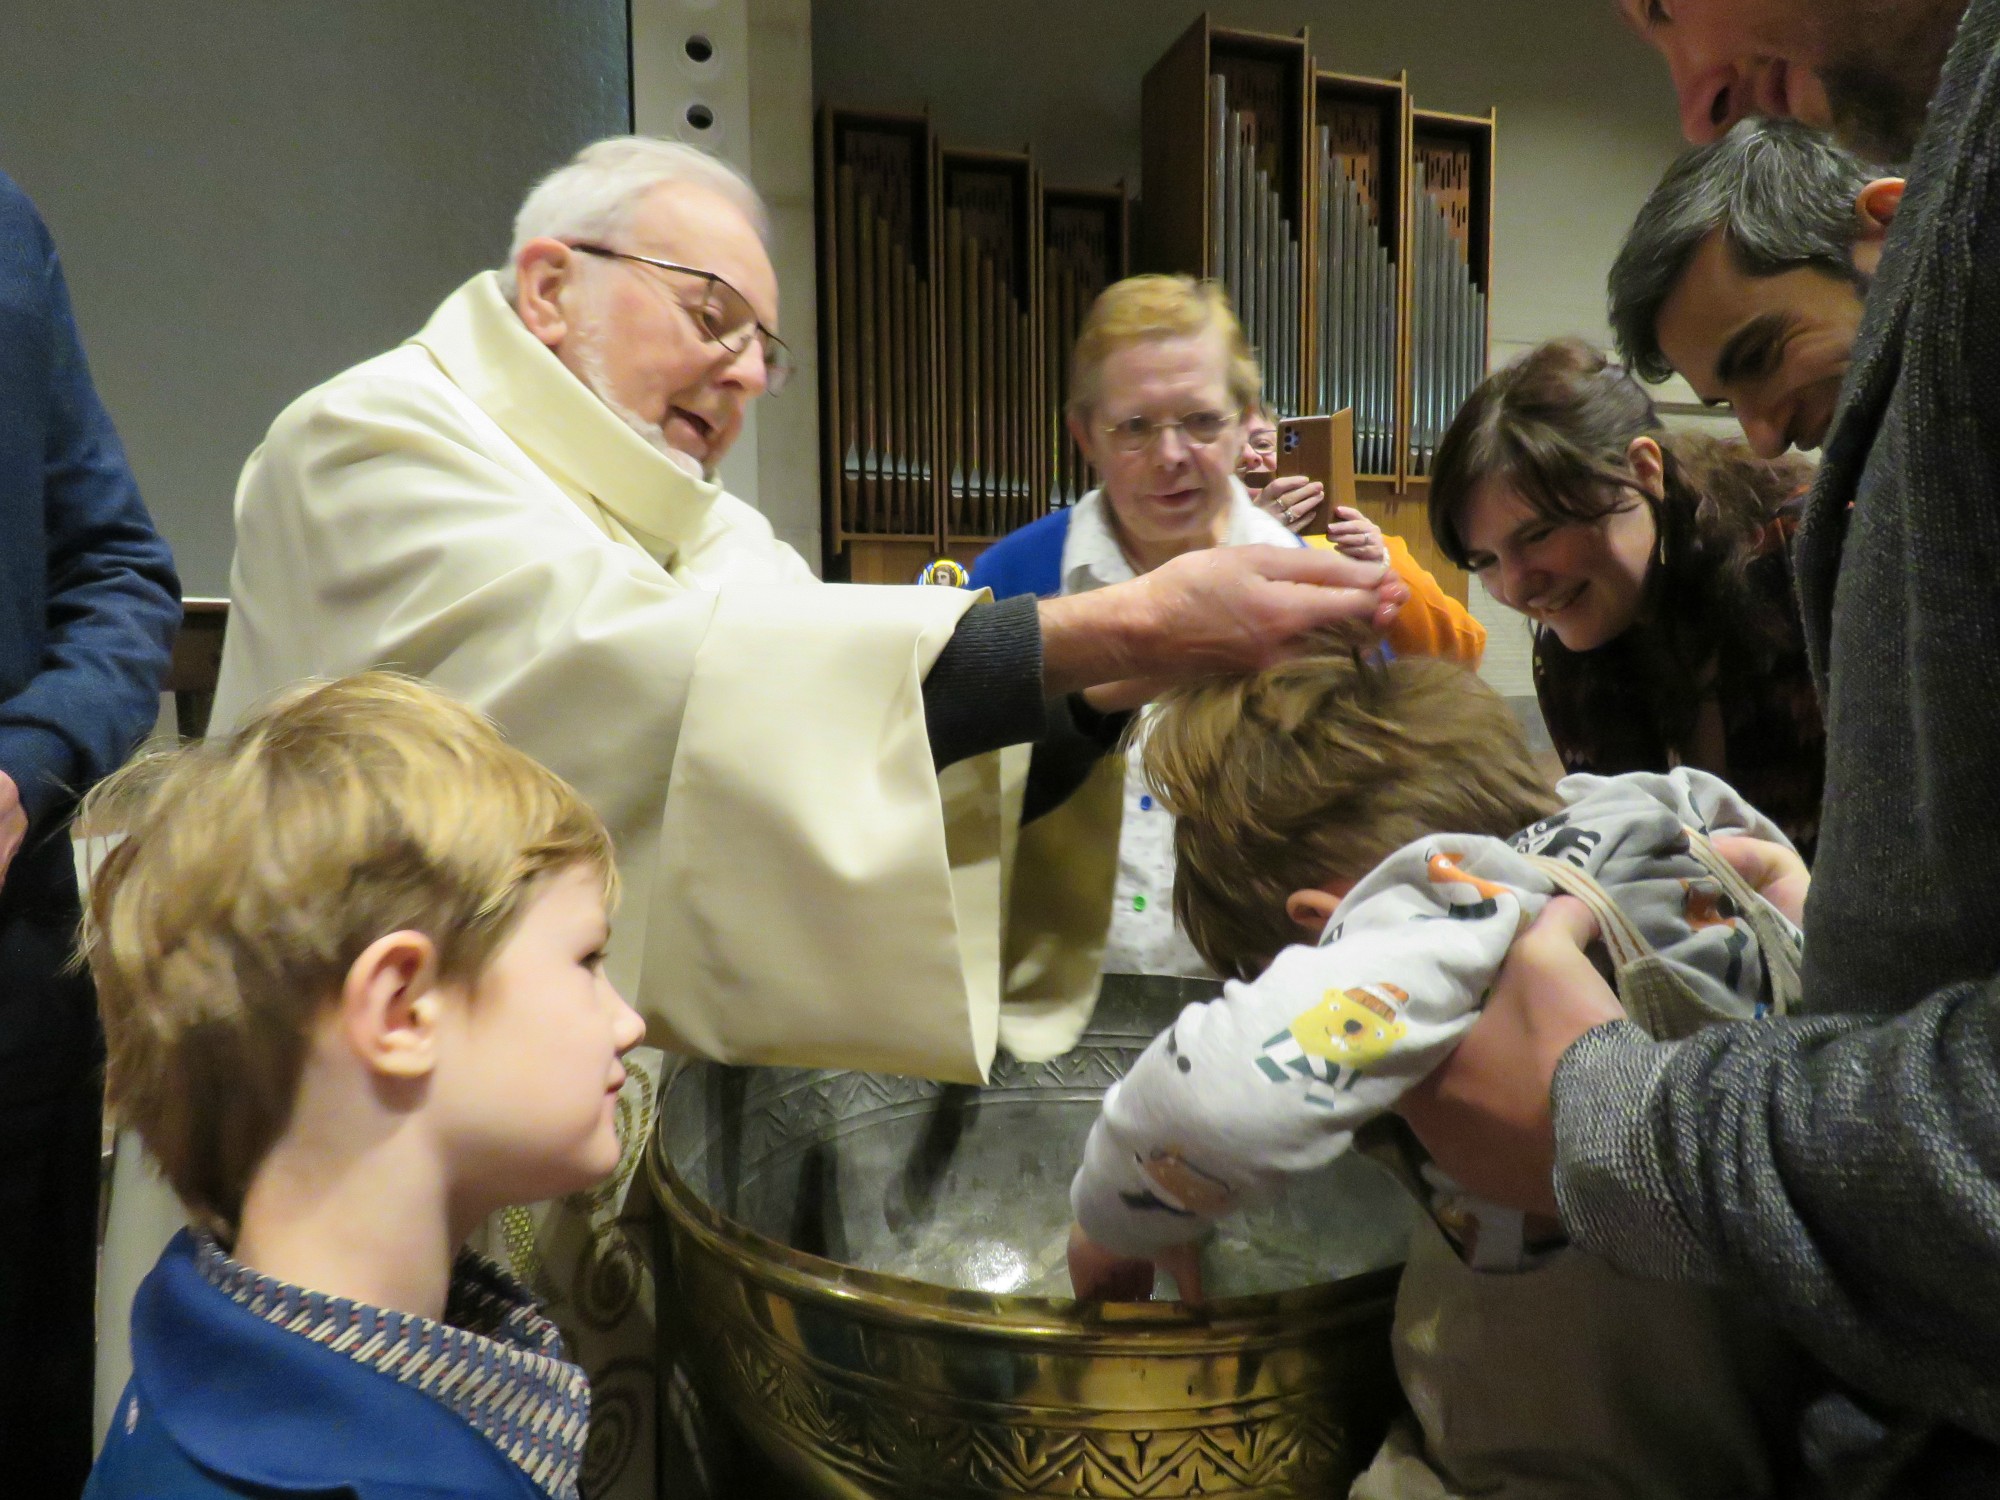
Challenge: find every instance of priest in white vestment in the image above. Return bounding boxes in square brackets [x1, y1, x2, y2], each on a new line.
[98, 137, 1402, 1495]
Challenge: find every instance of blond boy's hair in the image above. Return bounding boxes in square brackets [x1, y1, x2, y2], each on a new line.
[1143, 650, 1562, 980]
[1067, 273, 1263, 420]
[79, 672, 618, 1236]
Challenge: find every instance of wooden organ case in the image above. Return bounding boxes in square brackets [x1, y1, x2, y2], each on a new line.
[817, 106, 1130, 580]
[813, 20, 1492, 591]
[1043, 188, 1131, 509]
[1139, 14, 1497, 601]
[816, 110, 939, 583]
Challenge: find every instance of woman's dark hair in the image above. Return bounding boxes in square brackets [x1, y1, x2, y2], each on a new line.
[1427, 338, 1813, 753]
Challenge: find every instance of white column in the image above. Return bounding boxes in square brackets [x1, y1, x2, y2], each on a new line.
[632, 0, 822, 569]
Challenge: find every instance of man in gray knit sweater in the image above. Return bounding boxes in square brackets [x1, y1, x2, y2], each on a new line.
[1399, 0, 2000, 1493]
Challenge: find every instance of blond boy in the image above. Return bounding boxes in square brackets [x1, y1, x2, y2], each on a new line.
[1068, 650, 1810, 1497]
[83, 673, 643, 1500]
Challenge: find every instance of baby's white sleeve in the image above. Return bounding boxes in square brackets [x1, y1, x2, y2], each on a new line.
[1070, 840, 1538, 1257]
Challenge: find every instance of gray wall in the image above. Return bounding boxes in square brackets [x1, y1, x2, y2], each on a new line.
[2, 2, 630, 595]
[811, 0, 1687, 364]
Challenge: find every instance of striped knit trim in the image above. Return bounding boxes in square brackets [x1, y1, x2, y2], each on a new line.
[195, 1234, 588, 1499]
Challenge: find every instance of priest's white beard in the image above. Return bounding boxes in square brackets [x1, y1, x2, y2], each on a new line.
[570, 326, 707, 481]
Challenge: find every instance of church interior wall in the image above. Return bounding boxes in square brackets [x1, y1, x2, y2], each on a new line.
[0, 0, 630, 597]
[3, 0, 1740, 646]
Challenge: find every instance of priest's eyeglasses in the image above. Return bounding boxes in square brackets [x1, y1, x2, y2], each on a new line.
[1100, 409, 1241, 454]
[569, 243, 794, 395]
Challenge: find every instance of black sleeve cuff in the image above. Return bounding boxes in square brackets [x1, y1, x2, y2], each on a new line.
[923, 594, 1048, 769]
[1067, 692, 1135, 753]
[1021, 693, 1135, 825]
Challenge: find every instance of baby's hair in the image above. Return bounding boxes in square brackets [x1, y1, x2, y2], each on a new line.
[79, 671, 616, 1236]
[1142, 650, 1560, 979]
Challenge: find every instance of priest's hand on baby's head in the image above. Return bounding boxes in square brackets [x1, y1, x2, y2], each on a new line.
[1133, 543, 1401, 681]
[1037, 544, 1404, 699]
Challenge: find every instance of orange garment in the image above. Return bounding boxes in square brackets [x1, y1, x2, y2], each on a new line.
[1309, 532, 1485, 664]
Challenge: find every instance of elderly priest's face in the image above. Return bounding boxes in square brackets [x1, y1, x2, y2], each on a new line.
[515, 180, 780, 472]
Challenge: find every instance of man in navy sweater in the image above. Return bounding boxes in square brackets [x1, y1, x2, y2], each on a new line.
[0, 170, 180, 1496]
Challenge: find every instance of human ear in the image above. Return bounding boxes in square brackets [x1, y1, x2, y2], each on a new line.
[1065, 410, 1099, 470]
[339, 931, 445, 1081]
[1855, 178, 1905, 237]
[1850, 178, 1905, 278]
[512, 239, 578, 350]
[1285, 888, 1345, 936]
[1626, 434, 1666, 500]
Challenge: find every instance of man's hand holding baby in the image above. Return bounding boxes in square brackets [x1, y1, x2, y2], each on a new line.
[1395, 896, 1625, 1217]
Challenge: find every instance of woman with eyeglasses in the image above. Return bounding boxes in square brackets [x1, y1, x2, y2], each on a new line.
[969, 275, 1308, 976]
[1428, 338, 1824, 859]
[974, 277, 1491, 974]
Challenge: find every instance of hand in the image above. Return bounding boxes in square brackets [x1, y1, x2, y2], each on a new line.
[1323, 506, 1388, 564]
[1135, 543, 1403, 673]
[1081, 678, 1168, 715]
[1067, 1223, 1157, 1301]
[1258, 474, 1324, 533]
[1155, 1238, 1206, 1304]
[1139, 543, 1406, 677]
[1066, 1223, 1207, 1304]
[1039, 544, 1406, 697]
[1396, 897, 1624, 1217]
[1708, 834, 1810, 925]
[0, 772, 24, 891]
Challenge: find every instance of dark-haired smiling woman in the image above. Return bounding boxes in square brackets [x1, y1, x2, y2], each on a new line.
[1428, 338, 1824, 860]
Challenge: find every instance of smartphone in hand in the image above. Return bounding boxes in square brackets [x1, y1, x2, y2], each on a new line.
[1276, 410, 1357, 536]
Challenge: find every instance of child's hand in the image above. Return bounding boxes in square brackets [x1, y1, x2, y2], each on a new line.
[1067, 1223, 1156, 1300]
[1155, 1238, 1206, 1304]
[1067, 1223, 1208, 1304]
[1709, 834, 1810, 925]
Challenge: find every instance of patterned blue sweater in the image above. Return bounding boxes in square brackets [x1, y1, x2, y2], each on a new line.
[88, 1231, 589, 1499]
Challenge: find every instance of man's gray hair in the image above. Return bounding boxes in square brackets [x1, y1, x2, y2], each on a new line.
[508, 136, 769, 281]
[1609, 118, 1875, 382]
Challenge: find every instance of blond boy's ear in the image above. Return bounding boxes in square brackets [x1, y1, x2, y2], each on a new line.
[339, 931, 446, 1080]
[1285, 887, 1347, 937]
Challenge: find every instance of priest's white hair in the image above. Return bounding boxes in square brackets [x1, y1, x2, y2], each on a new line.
[507, 136, 769, 281]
